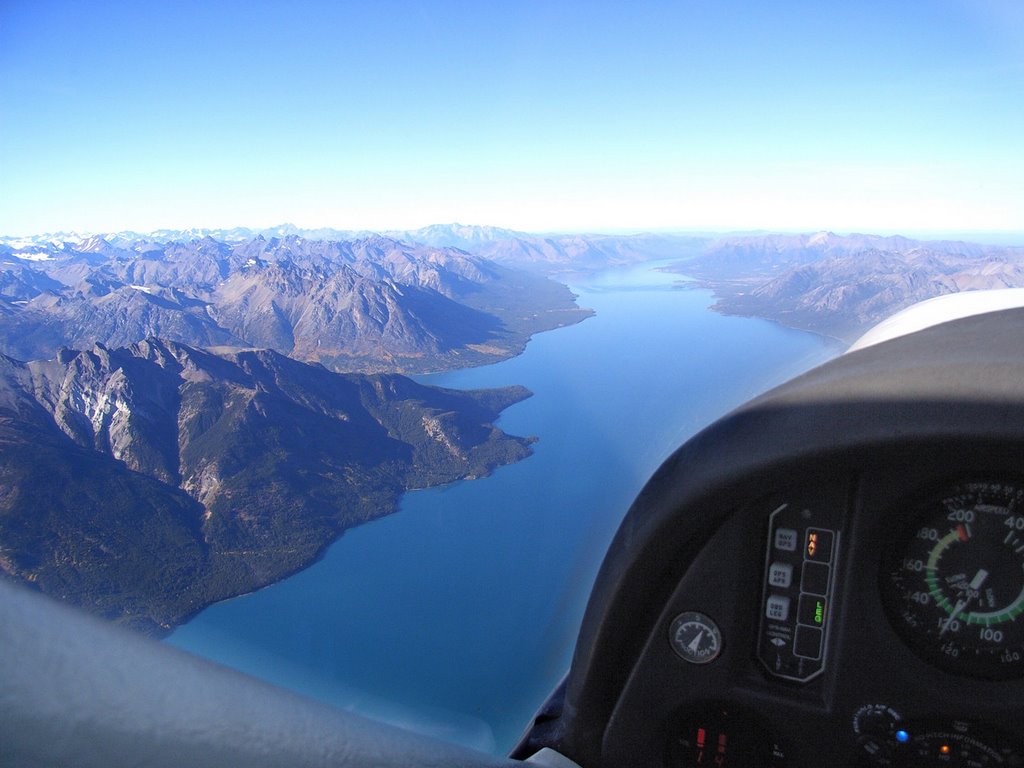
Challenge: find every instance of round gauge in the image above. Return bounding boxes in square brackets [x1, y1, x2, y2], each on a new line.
[882, 481, 1024, 678]
[669, 611, 723, 665]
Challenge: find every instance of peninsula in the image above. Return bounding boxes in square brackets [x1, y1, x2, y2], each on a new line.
[0, 338, 535, 635]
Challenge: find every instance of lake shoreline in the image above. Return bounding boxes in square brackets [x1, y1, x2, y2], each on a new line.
[167, 263, 839, 754]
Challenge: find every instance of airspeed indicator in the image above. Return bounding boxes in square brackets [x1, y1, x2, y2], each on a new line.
[882, 481, 1024, 679]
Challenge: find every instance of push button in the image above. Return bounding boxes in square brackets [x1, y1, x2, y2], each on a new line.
[766, 595, 791, 621]
[774, 528, 798, 552]
[768, 562, 793, 588]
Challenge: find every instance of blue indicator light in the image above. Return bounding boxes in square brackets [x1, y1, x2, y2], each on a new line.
[896, 730, 910, 744]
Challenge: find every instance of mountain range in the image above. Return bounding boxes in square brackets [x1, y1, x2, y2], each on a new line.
[1, 223, 707, 275]
[0, 338, 534, 635]
[0, 233, 592, 372]
[0, 223, 530, 251]
[5, 224, 1024, 349]
[667, 231, 1024, 341]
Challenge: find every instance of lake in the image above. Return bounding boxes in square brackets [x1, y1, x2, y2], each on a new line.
[167, 263, 839, 753]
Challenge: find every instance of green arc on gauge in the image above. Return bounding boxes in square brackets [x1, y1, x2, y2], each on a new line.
[924, 530, 1024, 625]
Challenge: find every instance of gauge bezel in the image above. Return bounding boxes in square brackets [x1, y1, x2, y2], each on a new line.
[879, 478, 1024, 681]
[668, 611, 723, 665]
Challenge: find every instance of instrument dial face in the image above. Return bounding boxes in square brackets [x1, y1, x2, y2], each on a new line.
[882, 481, 1024, 679]
[669, 612, 723, 665]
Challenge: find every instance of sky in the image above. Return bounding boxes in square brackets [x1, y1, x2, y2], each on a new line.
[1, 0, 1023, 236]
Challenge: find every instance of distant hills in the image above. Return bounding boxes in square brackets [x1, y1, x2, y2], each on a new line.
[5, 224, 1023, 347]
[470, 231, 706, 273]
[1, 222, 707, 275]
[0, 233, 592, 373]
[666, 231, 1024, 341]
[0, 338, 535, 634]
[0, 223, 532, 251]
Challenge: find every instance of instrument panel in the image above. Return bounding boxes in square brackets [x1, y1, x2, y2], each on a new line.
[646, 473, 1024, 768]
[514, 309, 1024, 768]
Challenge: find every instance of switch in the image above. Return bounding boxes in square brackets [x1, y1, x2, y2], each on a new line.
[766, 595, 791, 621]
[774, 528, 798, 552]
[768, 562, 793, 588]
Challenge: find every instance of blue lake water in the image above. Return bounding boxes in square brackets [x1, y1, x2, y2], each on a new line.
[167, 264, 839, 753]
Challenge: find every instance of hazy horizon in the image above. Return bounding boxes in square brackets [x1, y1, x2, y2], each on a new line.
[3, 221, 1023, 249]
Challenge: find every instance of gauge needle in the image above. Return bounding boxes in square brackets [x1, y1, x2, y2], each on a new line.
[969, 569, 989, 591]
[687, 631, 705, 653]
[940, 569, 989, 635]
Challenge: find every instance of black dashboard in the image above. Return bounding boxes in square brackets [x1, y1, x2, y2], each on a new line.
[513, 308, 1024, 768]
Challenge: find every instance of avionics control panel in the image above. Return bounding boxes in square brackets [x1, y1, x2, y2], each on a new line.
[757, 493, 844, 683]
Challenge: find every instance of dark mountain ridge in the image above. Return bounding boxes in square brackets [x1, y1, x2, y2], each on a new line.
[0, 338, 535, 635]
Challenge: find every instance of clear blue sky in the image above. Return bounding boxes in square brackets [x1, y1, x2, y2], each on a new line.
[2, 0, 1022, 235]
